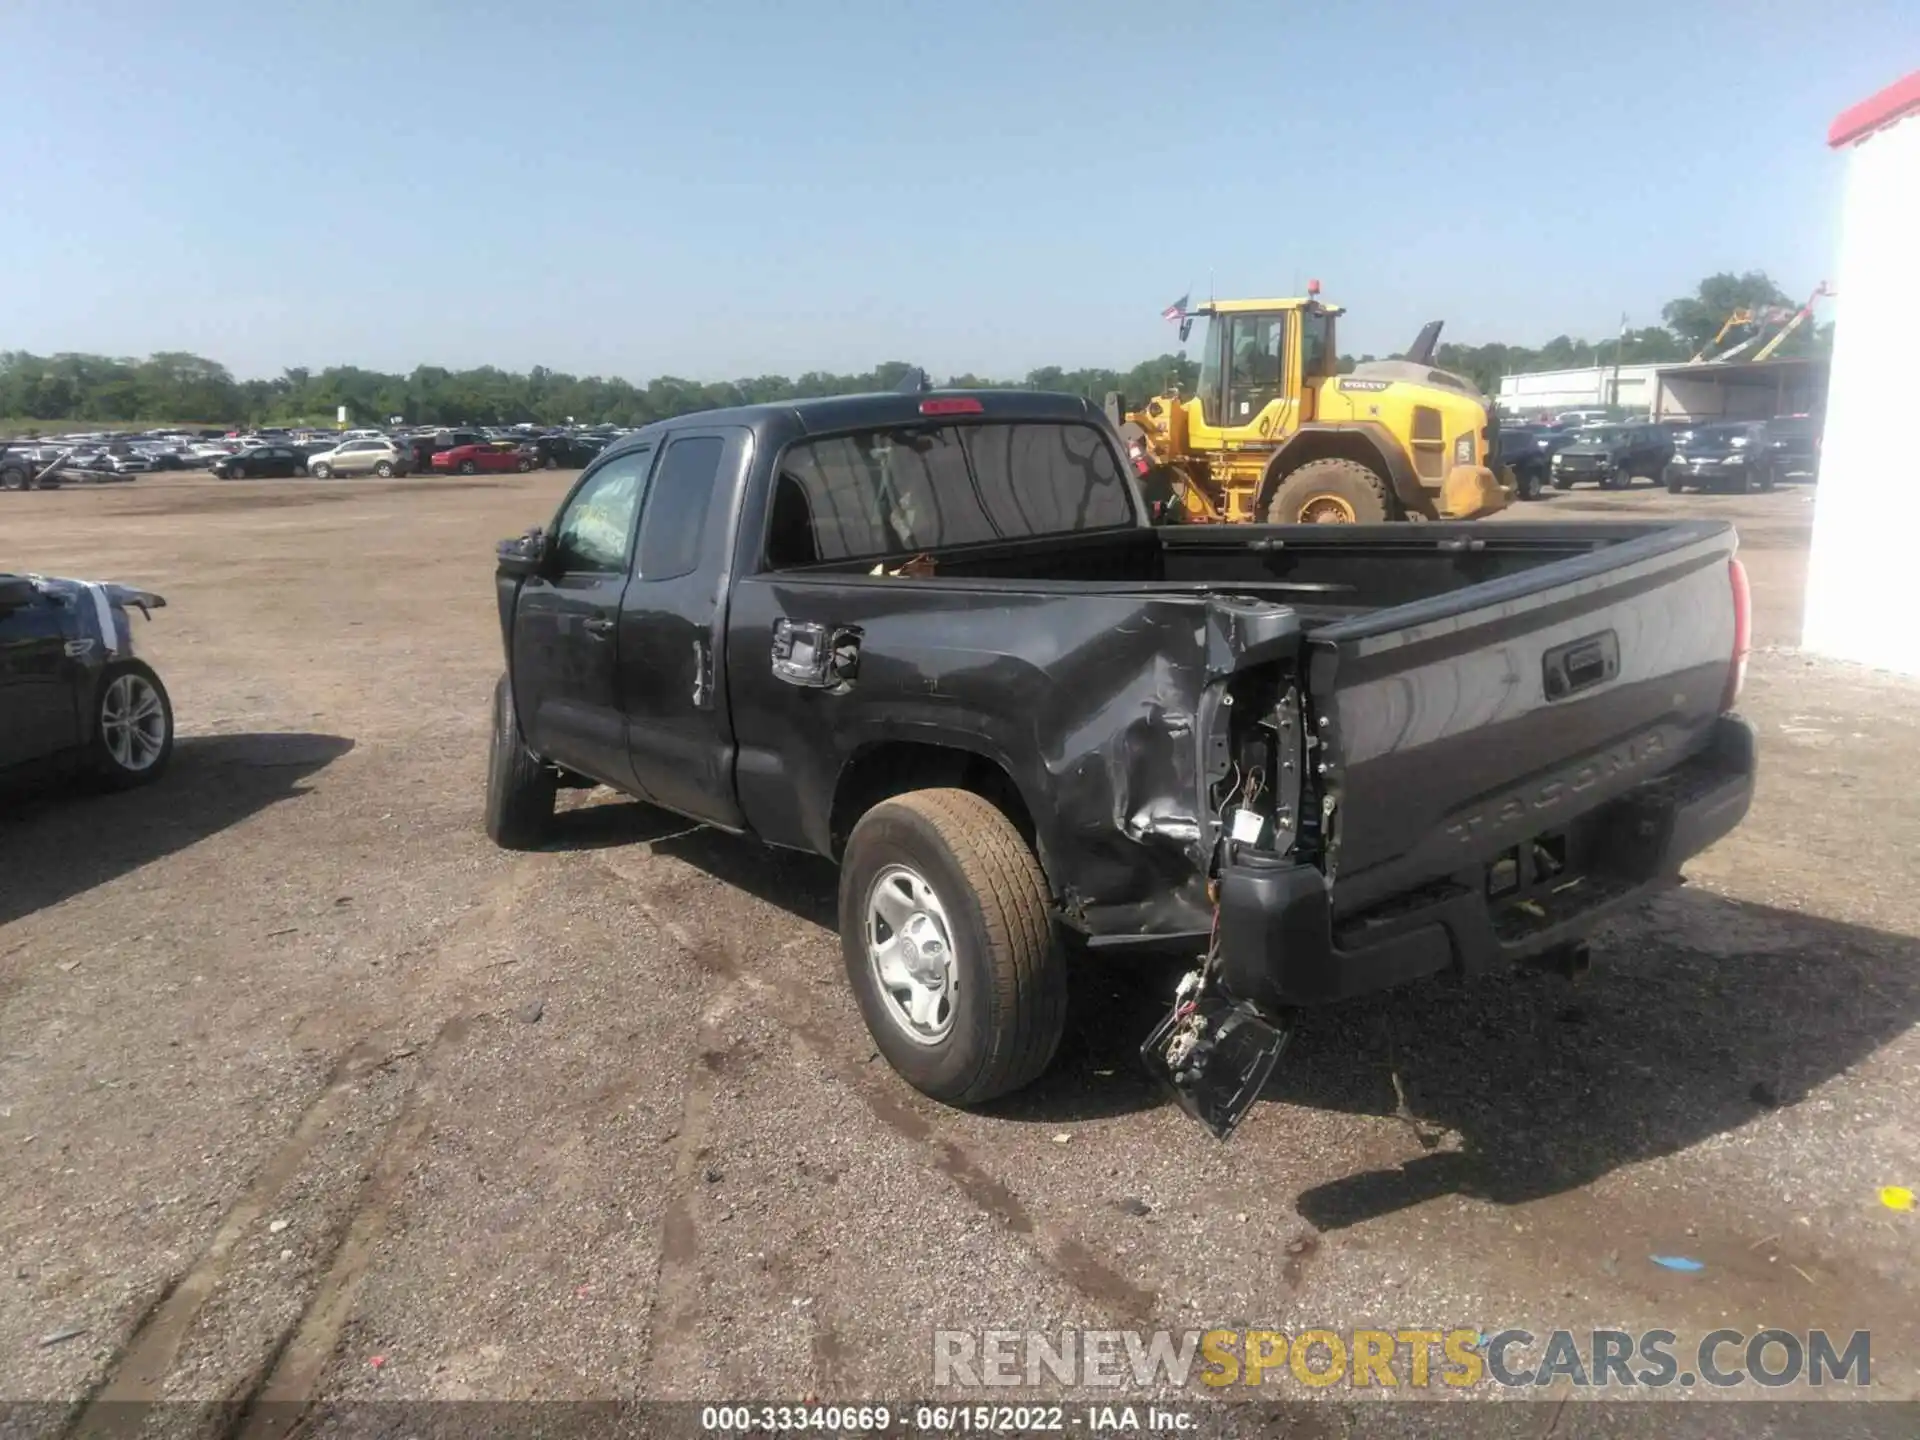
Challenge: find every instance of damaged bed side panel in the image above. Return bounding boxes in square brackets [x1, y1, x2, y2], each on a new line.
[723, 577, 1304, 941]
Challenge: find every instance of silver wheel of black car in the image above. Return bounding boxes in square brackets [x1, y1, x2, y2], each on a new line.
[91, 660, 174, 788]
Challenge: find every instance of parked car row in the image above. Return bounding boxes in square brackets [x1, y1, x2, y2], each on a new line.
[3, 420, 631, 492]
[1494, 415, 1820, 499]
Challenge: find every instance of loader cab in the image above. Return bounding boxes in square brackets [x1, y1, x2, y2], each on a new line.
[1189, 298, 1340, 444]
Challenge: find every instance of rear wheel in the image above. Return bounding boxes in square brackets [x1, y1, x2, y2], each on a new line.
[90, 660, 174, 789]
[228, 463, 246, 479]
[1, 465, 26, 492]
[458, 459, 478, 475]
[516, 457, 532, 473]
[485, 674, 556, 849]
[1263, 457, 1391, 524]
[840, 789, 1066, 1104]
[374, 460, 395, 477]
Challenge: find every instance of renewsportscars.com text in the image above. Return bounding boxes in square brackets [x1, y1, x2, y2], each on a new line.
[933, 1328, 1871, 1390]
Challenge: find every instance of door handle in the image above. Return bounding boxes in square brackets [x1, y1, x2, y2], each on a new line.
[583, 617, 615, 638]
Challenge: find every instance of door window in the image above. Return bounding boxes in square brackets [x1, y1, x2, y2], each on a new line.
[636, 435, 726, 581]
[1226, 313, 1285, 423]
[552, 448, 654, 573]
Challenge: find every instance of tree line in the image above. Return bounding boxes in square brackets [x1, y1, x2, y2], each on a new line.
[1, 272, 1830, 430]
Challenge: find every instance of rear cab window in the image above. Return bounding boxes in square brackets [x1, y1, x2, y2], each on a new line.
[764, 420, 1132, 570]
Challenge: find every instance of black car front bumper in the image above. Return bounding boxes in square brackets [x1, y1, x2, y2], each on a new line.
[1212, 715, 1757, 1009]
[1671, 456, 1753, 485]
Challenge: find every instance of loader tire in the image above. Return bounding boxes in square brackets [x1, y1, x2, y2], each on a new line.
[840, 788, 1065, 1106]
[1264, 458, 1392, 524]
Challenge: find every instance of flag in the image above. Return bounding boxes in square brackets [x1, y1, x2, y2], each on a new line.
[1619, 312, 1630, 337]
[1162, 294, 1190, 323]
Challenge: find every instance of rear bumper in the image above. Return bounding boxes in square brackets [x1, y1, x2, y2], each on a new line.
[1213, 715, 1757, 1009]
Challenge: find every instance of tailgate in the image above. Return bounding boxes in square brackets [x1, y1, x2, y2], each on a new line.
[1307, 524, 1740, 913]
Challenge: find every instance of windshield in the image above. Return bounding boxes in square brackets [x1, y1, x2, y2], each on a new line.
[1574, 427, 1628, 445]
[766, 421, 1132, 569]
[1680, 424, 1753, 445]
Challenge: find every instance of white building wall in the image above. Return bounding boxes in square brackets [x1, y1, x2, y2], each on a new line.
[1802, 110, 1920, 674]
[1496, 364, 1661, 412]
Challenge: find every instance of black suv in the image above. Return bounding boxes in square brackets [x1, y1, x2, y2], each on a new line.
[1756, 415, 1819, 482]
[1665, 417, 1818, 493]
[1550, 424, 1674, 490]
[1494, 427, 1551, 500]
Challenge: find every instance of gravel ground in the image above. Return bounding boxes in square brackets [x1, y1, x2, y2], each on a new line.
[0, 472, 1914, 1431]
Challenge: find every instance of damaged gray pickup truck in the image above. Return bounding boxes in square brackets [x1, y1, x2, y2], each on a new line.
[488, 385, 1756, 1137]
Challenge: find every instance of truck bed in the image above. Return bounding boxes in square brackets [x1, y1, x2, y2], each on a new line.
[730, 516, 1745, 953]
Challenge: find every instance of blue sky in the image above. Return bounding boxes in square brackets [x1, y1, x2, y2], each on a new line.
[2, 0, 1912, 382]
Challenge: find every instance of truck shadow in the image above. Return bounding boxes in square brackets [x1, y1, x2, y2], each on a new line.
[0, 733, 354, 927]
[1284, 888, 1920, 1229]
[542, 803, 1920, 1184]
[546, 797, 1181, 1121]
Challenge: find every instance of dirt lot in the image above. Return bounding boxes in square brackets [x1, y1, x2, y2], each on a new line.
[2, 473, 1917, 1423]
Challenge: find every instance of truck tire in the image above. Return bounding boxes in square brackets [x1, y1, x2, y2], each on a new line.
[485, 673, 556, 849]
[1, 464, 26, 492]
[1263, 458, 1391, 524]
[840, 788, 1065, 1105]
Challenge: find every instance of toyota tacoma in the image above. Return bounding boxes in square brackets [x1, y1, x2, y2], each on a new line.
[486, 385, 1756, 1137]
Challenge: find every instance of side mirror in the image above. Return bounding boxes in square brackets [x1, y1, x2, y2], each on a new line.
[0, 575, 39, 611]
[495, 528, 548, 578]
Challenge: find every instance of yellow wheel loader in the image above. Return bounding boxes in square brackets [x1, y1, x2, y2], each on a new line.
[1109, 288, 1513, 524]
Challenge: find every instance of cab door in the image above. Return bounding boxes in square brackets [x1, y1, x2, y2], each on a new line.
[1223, 311, 1295, 440]
[617, 428, 748, 828]
[510, 444, 657, 790]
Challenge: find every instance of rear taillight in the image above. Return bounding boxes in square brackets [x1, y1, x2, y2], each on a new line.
[1724, 555, 1751, 711]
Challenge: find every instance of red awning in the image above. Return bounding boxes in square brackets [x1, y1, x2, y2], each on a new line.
[1829, 68, 1920, 148]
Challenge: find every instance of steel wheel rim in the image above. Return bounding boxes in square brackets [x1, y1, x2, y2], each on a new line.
[864, 863, 958, 1045]
[101, 673, 166, 771]
[1299, 493, 1357, 523]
